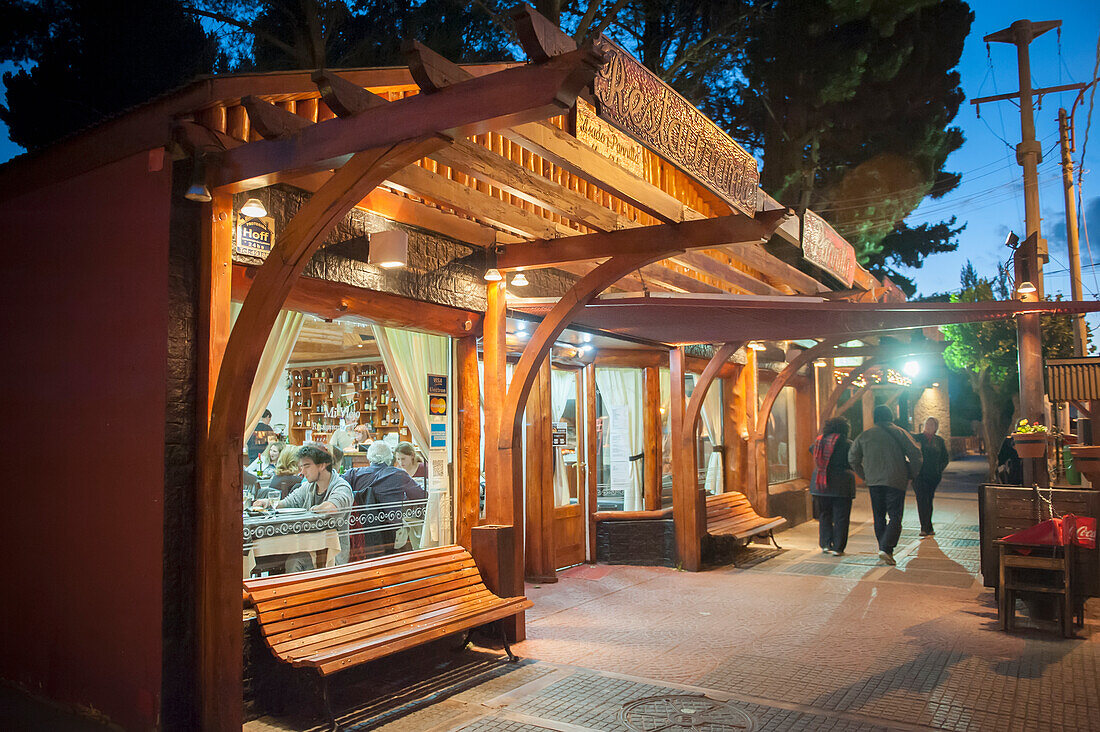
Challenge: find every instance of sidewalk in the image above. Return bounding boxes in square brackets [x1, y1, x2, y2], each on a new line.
[248, 457, 1099, 731]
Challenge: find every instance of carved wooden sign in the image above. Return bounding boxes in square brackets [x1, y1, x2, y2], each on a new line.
[802, 210, 856, 287]
[590, 37, 759, 215]
[575, 99, 645, 178]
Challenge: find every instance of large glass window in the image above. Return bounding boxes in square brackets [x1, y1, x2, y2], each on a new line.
[243, 316, 453, 579]
[689, 374, 724, 494]
[552, 367, 582, 506]
[594, 367, 645, 511]
[762, 385, 799, 484]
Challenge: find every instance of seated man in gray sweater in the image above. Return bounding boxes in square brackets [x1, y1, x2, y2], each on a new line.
[848, 405, 923, 565]
[253, 443, 353, 572]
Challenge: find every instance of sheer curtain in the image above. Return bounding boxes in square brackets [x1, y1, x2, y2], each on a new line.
[551, 369, 575, 505]
[698, 379, 724, 494]
[595, 367, 645, 511]
[230, 303, 304, 437]
[372, 326, 451, 547]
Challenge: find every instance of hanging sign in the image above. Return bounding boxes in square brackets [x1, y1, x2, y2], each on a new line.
[575, 99, 645, 178]
[590, 37, 759, 216]
[552, 421, 568, 447]
[235, 216, 276, 259]
[801, 210, 856, 287]
[608, 404, 632, 494]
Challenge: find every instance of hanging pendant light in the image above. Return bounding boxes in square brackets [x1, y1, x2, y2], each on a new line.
[240, 198, 267, 218]
[368, 229, 408, 269]
[484, 268, 503, 282]
[511, 272, 529, 287]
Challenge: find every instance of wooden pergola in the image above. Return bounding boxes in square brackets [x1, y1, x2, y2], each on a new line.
[188, 14, 898, 728]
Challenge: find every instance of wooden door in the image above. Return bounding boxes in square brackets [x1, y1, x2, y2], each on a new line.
[552, 367, 587, 569]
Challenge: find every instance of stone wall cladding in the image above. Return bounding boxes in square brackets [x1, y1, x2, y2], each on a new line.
[232, 187, 578, 310]
[595, 519, 677, 567]
[162, 167, 201, 730]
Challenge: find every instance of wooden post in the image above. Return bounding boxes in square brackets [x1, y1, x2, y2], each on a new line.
[525, 359, 557, 581]
[197, 193, 233, 432]
[722, 372, 740, 492]
[741, 347, 765, 512]
[670, 348, 702, 570]
[455, 334, 481, 549]
[643, 365, 662, 510]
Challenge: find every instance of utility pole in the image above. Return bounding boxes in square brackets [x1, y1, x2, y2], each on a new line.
[972, 19, 1086, 486]
[1058, 107, 1088, 356]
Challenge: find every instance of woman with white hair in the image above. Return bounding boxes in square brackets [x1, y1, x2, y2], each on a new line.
[343, 440, 427, 560]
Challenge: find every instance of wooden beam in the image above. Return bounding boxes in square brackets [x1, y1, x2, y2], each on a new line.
[584, 363, 598, 560]
[430, 139, 628, 232]
[386, 162, 577, 240]
[643, 365, 662, 511]
[498, 209, 788, 270]
[239, 96, 311, 139]
[198, 138, 443, 732]
[456, 334, 481, 549]
[668, 250, 784, 296]
[512, 4, 578, 61]
[357, 186, 500, 248]
[230, 264, 479, 337]
[311, 70, 387, 117]
[641, 263, 728, 294]
[503, 119, 688, 224]
[723, 242, 830, 295]
[755, 338, 844, 440]
[211, 48, 603, 191]
[821, 360, 880, 422]
[198, 193, 233, 433]
[594, 348, 666, 368]
[686, 343, 742, 441]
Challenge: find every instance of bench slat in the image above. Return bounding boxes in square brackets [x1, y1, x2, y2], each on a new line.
[283, 591, 511, 661]
[269, 585, 496, 654]
[260, 568, 486, 633]
[307, 597, 532, 675]
[252, 560, 480, 621]
[704, 491, 785, 541]
[244, 545, 463, 594]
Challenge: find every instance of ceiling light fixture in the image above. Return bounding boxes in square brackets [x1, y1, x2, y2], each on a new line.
[748, 341, 766, 351]
[484, 268, 503, 282]
[511, 272, 529, 287]
[1017, 280, 1037, 295]
[184, 152, 211, 202]
[368, 229, 408, 269]
[240, 197, 267, 218]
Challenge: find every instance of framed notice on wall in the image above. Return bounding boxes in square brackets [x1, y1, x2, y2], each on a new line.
[235, 216, 276, 259]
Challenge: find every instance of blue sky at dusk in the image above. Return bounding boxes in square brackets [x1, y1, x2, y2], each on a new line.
[1, 2, 1098, 331]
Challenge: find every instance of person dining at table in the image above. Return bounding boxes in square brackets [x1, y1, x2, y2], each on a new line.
[266, 444, 302, 499]
[252, 443, 353, 572]
[247, 440, 284, 477]
[344, 441, 426, 559]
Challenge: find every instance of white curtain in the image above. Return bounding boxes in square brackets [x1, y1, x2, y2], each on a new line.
[372, 326, 451, 547]
[595, 367, 645, 512]
[698, 379, 724, 494]
[551, 369, 575, 505]
[230, 303, 304, 437]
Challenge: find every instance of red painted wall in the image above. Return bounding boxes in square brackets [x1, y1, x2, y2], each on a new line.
[0, 150, 171, 730]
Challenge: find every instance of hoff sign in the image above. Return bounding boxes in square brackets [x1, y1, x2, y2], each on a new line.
[802, 210, 856, 287]
[591, 37, 759, 216]
[235, 216, 276, 259]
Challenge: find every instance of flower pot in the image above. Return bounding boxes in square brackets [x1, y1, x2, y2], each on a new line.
[1067, 445, 1100, 489]
[1012, 432, 1048, 459]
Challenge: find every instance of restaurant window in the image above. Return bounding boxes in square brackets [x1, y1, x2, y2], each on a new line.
[763, 385, 799, 484]
[242, 312, 455, 579]
[659, 368, 672, 509]
[594, 366, 645, 511]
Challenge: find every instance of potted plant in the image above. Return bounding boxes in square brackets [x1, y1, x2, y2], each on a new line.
[1011, 419, 1049, 459]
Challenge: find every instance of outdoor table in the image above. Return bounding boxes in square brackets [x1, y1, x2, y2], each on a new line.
[243, 508, 341, 578]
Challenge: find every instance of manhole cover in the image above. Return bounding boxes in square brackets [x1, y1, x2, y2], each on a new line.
[619, 694, 756, 731]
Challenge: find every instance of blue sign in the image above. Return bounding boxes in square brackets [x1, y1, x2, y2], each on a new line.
[235, 217, 275, 258]
[430, 422, 447, 448]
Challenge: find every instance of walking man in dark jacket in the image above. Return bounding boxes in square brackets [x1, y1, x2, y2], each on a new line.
[913, 417, 950, 537]
[849, 405, 923, 565]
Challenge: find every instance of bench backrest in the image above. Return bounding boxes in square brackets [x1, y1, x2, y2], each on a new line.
[243, 545, 496, 658]
[705, 491, 755, 518]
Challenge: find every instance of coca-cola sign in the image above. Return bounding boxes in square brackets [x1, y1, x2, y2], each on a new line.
[1067, 514, 1097, 549]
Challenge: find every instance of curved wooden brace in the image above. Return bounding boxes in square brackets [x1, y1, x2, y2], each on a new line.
[820, 358, 881, 423]
[754, 337, 844, 439]
[834, 385, 869, 420]
[197, 138, 444, 732]
[497, 251, 673, 448]
[686, 342, 743, 437]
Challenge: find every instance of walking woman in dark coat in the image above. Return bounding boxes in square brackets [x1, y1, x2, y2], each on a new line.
[810, 417, 857, 555]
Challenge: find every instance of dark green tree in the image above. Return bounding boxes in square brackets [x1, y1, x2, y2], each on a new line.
[942, 262, 1079, 478]
[0, 0, 219, 150]
[723, 0, 973, 293]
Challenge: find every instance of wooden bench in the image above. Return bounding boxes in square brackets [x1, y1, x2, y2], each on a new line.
[705, 491, 787, 548]
[243, 545, 533, 729]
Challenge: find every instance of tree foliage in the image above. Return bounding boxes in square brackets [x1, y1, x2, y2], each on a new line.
[941, 261, 1078, 476]
[0, 0, 219, 150]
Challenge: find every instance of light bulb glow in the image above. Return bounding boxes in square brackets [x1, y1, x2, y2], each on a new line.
[511, 272, 529, 287]
[903, 361, 920, 378]
[484, 268, 503, 282]
[240, 198, 267, 217]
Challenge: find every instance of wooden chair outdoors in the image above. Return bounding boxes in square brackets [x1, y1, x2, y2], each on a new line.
[243, 545, 532, 729]
[705, 491, 786, 548]
[996, 540, 1081, 637]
